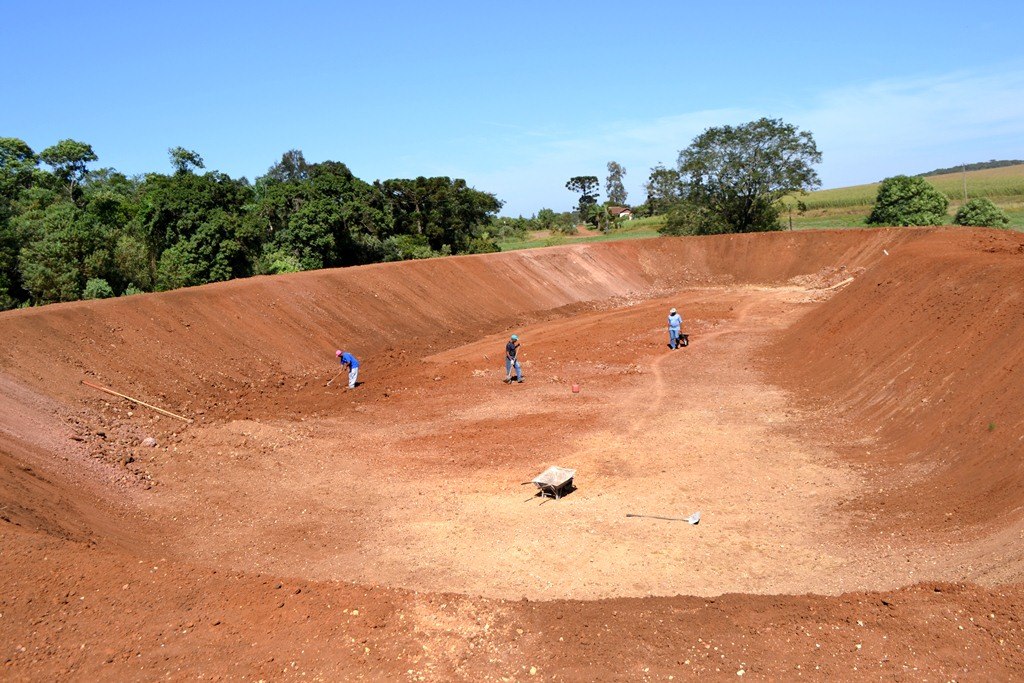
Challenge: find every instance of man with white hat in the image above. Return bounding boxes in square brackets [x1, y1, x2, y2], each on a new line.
[667, 308, 683, 349]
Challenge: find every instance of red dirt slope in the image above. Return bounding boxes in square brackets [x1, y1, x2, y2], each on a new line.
[775, 229, 1024, 534]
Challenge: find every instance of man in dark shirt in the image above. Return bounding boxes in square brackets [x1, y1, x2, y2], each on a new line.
[504, 334, 523, 383]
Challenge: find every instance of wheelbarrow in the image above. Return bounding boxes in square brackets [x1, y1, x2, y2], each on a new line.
[524, 466, 576, 500]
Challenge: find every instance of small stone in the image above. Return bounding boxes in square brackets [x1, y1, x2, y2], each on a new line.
[352, 609, 359, 616]
[142, 437, 157, 448]
[529, 666, 537, 676]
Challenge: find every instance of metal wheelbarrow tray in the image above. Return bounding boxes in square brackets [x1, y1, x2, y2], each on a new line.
[531, 466, 576, 499]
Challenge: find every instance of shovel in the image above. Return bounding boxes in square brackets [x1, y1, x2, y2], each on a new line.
[626, 511, 701, 524]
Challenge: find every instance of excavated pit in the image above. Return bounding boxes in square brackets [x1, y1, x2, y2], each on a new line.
[2, 227, 1023, 678]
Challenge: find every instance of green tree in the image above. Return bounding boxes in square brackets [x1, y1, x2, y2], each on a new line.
[642, 164, 683, 216]
[168, 147, 205, 175]
[953, 197, 1009, 227]
[661, 200, 730, 236]
[83, 277, 115, 299]
[0, 138, 38, 204]
[867, 175, 949, 226]
[156, 242, 201, 290]
[535, 208, 557, 230]
[674, 118, 821, 233]
[565, 176, 599, 220]
[605, 161, 627, 206]
[374, 176, 501, 256]
[254, 245, 302, 275]
[136, 170, 255, 274]
[17, 202, 113, 303]
[0, 138, 39, 308]
[39, 139, 98, 200]
[114, 233, 154, 291]
[263, 149, 310, 184]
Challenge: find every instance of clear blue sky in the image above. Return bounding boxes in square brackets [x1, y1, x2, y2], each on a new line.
[3, 1, 1023, 216]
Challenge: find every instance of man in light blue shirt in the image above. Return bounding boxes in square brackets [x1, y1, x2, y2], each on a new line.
[667, 308, 682, 349]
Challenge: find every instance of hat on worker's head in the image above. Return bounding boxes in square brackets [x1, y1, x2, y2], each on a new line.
[670, 308, 677, 314]
[510, 334, 518, 341]
[336, 349, 343, 357]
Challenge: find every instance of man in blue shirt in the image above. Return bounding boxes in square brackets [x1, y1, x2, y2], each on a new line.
[505, 334, 523, 383]
[667, 308, 683, 349]
[336, 349, 360, 389]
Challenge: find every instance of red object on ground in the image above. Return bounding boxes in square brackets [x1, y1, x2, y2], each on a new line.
[572, 383, 580, 393]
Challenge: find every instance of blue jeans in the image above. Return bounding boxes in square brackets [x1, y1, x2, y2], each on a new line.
[669, 328, 680, 349]
[505, 357, 522, 381]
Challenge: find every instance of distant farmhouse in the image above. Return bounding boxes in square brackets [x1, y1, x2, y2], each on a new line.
[609, 206, 634, 220]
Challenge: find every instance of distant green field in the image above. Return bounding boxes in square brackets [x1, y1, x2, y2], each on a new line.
[790, 164, 1024, 211]
[784, 164, 1024, 232]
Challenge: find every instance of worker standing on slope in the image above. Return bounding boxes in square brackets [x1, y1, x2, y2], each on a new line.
[336, 349, 360, 389]
[505, 334, 523, 384]
[668, 308, 683, 349]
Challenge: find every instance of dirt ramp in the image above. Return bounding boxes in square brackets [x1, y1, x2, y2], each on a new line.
[776, 228, 1024, 531]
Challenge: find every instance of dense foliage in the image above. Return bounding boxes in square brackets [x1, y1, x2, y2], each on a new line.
[654, 118, 821, 235]
[0, 141, 504, 310]
[641, 164, 683, 217]
[953, 197, 1010, 227]
[867, 175, 949, 226]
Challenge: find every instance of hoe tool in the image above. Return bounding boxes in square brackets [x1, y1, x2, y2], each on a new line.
[626, 511, 701, 524]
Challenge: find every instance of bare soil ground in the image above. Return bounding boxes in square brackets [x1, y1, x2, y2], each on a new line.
[2, 227, 1023, 680]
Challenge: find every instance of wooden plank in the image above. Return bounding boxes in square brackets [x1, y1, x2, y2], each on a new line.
[81, 380, 193, 423]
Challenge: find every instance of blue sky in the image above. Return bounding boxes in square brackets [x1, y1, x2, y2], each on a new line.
[3, 1, 1023, 216]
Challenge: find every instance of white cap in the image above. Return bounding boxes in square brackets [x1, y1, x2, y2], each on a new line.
[670, 308, 676, 314]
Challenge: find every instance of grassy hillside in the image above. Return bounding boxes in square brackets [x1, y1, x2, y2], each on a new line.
[795, 164, 1024, 210]
[787, 164, 1024, 230]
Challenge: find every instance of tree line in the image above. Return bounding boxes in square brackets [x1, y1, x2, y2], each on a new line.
[0, 139, 503, 310]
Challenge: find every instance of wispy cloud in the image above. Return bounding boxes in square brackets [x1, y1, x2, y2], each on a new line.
[454, 64, 1024, 216]
[797, 68, 1024, 184]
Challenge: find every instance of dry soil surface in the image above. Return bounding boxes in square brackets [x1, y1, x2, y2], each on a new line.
[2, 227, 1023, 680]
